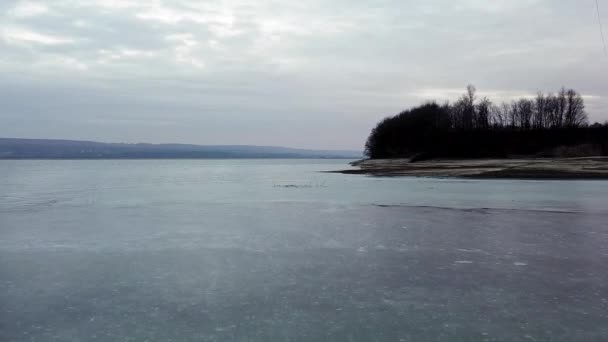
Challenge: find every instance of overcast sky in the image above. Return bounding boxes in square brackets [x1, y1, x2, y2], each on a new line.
[1, 0, 607, 150]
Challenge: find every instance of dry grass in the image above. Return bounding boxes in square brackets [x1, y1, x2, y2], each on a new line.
[333, 157, 608, 179]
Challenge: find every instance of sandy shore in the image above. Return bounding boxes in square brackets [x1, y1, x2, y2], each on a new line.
[331, 157, 608, 179]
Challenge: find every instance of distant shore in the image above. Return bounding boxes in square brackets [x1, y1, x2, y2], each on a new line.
[331, 157, 608, 179]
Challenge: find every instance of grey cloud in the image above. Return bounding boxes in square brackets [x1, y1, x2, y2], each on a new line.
[1, 0, 607, 149]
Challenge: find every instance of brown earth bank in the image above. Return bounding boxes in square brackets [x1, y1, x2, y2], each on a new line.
[329, 157, 608, 179]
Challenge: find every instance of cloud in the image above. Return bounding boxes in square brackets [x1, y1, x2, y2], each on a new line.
[457, 0, 543, 12]
[9, 1, 48, 18]
[410, 87, 602, 103]
[2, 27, 75, 45]
[0, 0, 606, 149]
[165, 33, 205, 68]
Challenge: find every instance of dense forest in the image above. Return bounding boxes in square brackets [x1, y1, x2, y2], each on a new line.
[365, 85, 608, 159]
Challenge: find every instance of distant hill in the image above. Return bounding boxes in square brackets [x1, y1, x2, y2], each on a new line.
[0, 138, 362, 159]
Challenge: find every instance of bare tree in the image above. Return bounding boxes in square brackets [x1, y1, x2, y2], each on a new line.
[461, 85, 477, 129]
[489, 104, 504, 128]
[509, 101, 519, 129]
[564, 89, 587, 127]
[500, 102, 512, 127]
[476, 97, 492, 129]
[517, 99, 534, 130]
[554, 87, 567, 128]
[533, 92, 548, 129]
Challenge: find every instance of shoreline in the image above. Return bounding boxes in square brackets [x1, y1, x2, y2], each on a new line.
[330, 157, 608, 179]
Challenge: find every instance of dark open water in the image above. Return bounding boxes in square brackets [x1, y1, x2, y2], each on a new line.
[1, 160, 608, 341]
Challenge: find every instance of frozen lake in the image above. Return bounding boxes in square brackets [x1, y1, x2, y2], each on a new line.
[1, 160, 608, 341]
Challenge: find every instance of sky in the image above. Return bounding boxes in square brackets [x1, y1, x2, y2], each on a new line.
[1, 0, 607, 150]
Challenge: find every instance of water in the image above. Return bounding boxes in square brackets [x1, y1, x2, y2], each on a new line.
[1, 160, 608, 341]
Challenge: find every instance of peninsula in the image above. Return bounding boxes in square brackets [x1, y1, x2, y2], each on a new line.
[337, 85, 608, 178]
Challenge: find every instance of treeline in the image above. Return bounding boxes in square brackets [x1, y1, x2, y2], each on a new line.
[365, 85, 608, 159]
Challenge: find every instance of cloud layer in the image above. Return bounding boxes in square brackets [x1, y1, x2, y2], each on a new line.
[1, 0, 607, 149]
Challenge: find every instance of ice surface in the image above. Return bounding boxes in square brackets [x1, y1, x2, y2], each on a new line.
[1, 160, 608, 341]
